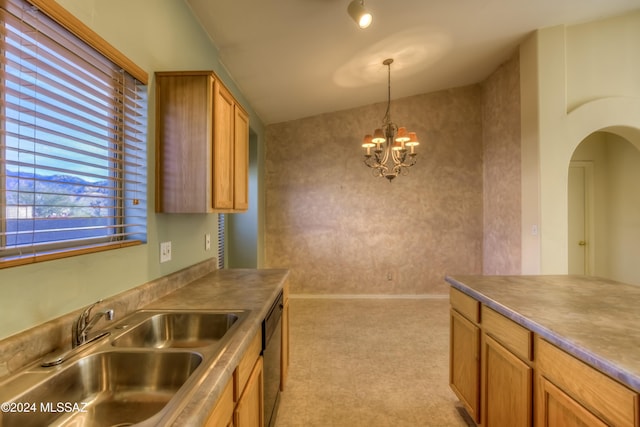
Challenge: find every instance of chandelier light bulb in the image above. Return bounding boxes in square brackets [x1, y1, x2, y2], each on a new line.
[372, 128, 385, 144]
[395, 127, 410, 143]
[406, 132, 419, 147]
[362, 135, 375, 148]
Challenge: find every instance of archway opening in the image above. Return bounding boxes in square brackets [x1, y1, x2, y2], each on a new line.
[568, 131, 640, 285]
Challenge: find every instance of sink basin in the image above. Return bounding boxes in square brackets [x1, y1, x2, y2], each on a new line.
[0, 309, 249, 426]
[1, 351, 202, 427]
[112, 311, 241, 349]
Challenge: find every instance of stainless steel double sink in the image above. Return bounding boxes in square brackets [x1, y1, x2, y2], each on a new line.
[0, 309, 249, 426]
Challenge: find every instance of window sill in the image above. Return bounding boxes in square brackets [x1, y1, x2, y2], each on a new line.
[0, 240, 142, 269]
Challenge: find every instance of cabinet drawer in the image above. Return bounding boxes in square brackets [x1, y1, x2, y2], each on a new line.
[537, 337, 639, 427]
[482, 307, 532, 362]
[234, 329, 262, 402]
[450, 287, 480, 323]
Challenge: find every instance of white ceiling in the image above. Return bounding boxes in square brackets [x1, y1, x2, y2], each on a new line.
[185, 0, 639, 125]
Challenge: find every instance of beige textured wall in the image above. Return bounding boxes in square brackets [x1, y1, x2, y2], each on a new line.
[482, 54, 522, 274]
[265, 85, 484, 295]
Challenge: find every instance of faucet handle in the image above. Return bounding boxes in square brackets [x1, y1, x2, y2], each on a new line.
[81, 299, 103, 319]
[72, 300, 111, 348]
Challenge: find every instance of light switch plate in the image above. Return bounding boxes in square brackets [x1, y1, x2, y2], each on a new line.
[205, 234, 211, 251]
[160, 241, 172, 263]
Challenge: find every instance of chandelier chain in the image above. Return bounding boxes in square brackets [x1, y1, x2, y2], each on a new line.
[383, 60, 391, 126]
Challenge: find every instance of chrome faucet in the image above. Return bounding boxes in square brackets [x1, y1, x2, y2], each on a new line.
[72, 300, 115, 348]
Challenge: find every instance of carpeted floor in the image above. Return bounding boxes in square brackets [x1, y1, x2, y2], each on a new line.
[274, 297, 475, 427]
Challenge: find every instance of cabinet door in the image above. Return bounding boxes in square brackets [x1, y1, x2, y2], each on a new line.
[537, 376, 607, 427]
[280, 298, 290, 391]
[155, 73, 214, 213]
[483, 335, 532, 427]
[235, 356, 264, 427]
[234, 105, 249, 210]
[450, 309, 480, 422]
[536, 337, 637, 427]
[205, 378, 234, 427]
[213, 80, 235, 210]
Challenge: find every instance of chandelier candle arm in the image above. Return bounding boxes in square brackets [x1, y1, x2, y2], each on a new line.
[361, 58, 420, 182]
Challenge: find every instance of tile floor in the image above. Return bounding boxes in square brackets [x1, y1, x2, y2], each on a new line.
[274, 297, 474, 427]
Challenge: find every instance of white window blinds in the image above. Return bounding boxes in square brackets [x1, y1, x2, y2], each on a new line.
[1, 0, 148, 267]
[217, 214, 225, 269]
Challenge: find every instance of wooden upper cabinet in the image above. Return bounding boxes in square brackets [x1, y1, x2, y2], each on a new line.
[155, 71, 249, 213]
[234, 105, 249, 211]
[213, 80, 235, 210]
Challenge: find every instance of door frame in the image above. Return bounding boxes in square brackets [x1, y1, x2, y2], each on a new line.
[568, 160, 595, 275]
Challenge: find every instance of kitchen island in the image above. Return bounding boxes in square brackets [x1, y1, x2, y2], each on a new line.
[446, 275, 640, 427]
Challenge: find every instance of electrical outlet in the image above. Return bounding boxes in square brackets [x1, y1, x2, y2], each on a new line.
[205, 233, 211, 251]
[160, 241, 172, 263]
[387, 272, 393, 281]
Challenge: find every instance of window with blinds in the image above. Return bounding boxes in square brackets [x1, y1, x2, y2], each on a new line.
[0, 0, 148, 267]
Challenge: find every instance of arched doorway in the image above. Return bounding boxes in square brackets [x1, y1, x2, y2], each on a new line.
[568, 131, 640, 284]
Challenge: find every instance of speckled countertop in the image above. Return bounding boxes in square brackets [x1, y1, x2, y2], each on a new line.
[148, 268, 289, 426]
[446, 275, 640, 392]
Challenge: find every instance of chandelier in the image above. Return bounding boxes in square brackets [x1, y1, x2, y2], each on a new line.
[361, 58, 419, 182]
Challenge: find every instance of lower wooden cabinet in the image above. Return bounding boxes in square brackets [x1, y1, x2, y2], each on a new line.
[482, 308, 533, 427]
[483, 335, 532, 427]
[450, 295, 534, 426]
[205, 379, 234, 427]
[450, 308, 481, 422]
[205, 330, 264, 427]
[449, 287, 640, 427]
[235, 356, 264, 427]
[281, 280, 290, 391]
[536, 337, 638, 427]
[204, 287, 290, 427]
[537, 376, 607, 427]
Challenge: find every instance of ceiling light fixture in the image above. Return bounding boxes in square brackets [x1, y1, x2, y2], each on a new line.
[362, 58, 419, 182]
[347, 0, 372, 29]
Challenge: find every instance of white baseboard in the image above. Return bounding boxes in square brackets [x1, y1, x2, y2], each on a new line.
[289, 294, 448, 300]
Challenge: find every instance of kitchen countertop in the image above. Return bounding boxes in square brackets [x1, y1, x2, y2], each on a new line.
[445, 275, 640, 392]
[147, 268, 289, 426]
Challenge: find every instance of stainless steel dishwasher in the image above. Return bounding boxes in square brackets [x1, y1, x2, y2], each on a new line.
[262, 290, 283, 427]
